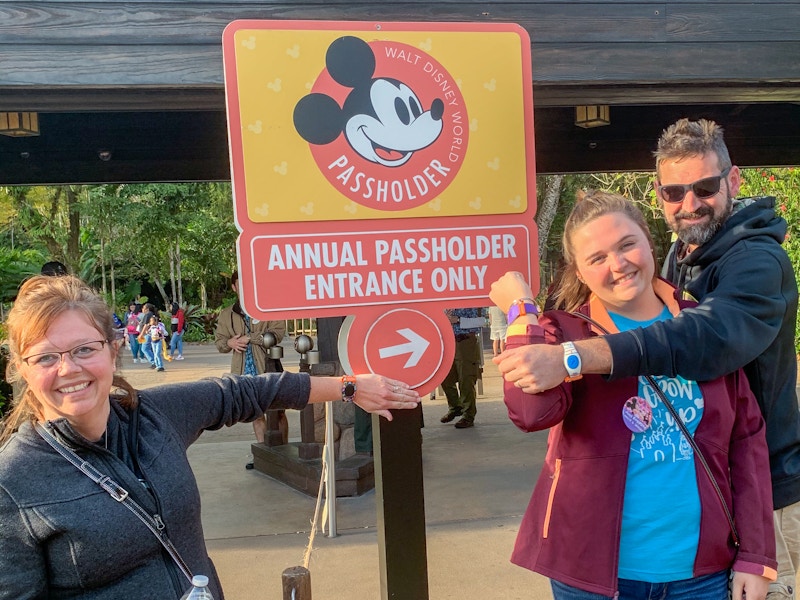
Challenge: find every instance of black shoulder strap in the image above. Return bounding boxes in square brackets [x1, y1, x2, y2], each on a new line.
[127, 402, 146, 485]
[35, 422, 194, 585]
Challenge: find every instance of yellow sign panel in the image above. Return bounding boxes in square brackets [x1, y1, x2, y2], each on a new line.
[225, 24, 531, 223]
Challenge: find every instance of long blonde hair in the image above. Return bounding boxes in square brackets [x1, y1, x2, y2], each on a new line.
[551, 190, 657, 312]
[1, 275, 137, 445]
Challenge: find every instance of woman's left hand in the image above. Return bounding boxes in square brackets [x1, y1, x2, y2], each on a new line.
[353, 374, 420, 421]
[731, 571, 770, 600]
[490, 271, 535, 313]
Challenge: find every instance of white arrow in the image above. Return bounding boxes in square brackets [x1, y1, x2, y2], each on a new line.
[379, 328, 430, 368]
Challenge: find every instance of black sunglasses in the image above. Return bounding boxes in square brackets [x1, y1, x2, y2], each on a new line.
[657, 167, 731, 204]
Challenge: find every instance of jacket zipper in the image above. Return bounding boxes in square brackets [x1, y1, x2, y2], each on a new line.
[145, 474, 186, 596]
[103, 442, 186, 597]
[542, 458, 561, 539]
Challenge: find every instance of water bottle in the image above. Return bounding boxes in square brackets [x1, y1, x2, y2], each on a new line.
[180, 575, 214, 600]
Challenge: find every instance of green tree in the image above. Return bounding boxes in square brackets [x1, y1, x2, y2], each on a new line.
[7, 186, 83, 271]
[95, 183, 235, 309]
[180, 183, 237, 309]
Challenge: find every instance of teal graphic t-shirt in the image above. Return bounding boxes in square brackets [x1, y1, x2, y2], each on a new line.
[610, 306, 704, 582]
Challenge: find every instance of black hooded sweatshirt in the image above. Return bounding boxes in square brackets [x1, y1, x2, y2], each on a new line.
[606, 196, 800, 509]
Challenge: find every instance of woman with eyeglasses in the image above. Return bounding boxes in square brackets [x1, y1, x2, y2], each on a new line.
[0, 274, 419, 599]
[490, 191, 776, 600]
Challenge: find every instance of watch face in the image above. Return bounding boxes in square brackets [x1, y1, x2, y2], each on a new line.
[566, 355, 580, 370]
[344, 383, 356, 397]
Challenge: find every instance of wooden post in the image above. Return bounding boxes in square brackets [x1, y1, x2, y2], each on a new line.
[282, 566, 312, 600]
[264, 409, 287, 446]
[374, 405, 429, 599]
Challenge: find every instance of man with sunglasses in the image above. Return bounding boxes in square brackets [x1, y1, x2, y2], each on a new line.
[497, 118, 800, 599]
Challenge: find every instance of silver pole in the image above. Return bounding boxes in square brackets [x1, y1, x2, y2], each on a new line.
[325, 401, 337, 537]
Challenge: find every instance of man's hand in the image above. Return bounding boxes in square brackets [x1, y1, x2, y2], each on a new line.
[493, 343, 566, 393]
[227, 333, 249, 353]
[731, 571, 769, 600]
[494, 336, 613, 392]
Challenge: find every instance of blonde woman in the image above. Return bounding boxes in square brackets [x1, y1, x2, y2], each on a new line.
[0, 275, 419, 598]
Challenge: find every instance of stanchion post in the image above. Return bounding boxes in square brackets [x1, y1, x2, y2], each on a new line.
[324, 400, 337, 537]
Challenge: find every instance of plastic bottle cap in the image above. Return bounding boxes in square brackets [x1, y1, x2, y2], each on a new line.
[192, 575, 209, 587]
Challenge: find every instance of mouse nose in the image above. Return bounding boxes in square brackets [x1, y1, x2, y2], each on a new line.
[430, 98, 444, 121]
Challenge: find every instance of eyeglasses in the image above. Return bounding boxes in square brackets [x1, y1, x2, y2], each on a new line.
[22, 340, 109, 369]
[657, 167, 731, 204]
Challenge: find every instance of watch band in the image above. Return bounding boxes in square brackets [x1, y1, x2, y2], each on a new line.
[507, 298, 538, 325]
[562, 341, 583, 382]
[341, 375, 357, 403]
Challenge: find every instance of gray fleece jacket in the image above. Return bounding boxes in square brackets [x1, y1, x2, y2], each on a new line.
[0, 372, 310, 599]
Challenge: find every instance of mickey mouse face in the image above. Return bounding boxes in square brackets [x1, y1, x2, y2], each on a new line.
[345, 79, 444, 167]
[294, 36, 445, 168]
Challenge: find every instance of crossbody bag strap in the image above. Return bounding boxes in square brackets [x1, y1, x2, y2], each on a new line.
[566, 311, 741, 548]
[34, 422, 195, 583]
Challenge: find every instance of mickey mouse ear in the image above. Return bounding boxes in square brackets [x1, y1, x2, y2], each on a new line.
[293, 94, 345, 145]
[326, 36, 375, 88]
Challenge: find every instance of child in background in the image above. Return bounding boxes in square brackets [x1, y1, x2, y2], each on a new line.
[144, 315, 168, 372]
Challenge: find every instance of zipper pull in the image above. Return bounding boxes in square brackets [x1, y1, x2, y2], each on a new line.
[153, 514, 166, 531]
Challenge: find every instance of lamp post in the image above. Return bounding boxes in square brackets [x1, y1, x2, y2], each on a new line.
[295, 335, 321, 460]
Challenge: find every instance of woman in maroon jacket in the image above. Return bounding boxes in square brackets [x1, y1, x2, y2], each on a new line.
[490, 191, 775, 600]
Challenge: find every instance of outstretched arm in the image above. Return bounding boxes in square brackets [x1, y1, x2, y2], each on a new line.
[308, 374, 419, 421]
[607, 246, 791, 381]
[495, 337, 612, 394]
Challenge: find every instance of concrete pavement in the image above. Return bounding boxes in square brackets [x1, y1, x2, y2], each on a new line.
[121, 340, 554, 600]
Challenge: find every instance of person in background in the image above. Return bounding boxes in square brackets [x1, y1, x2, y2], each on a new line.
[40, 261, 68, 276]
[215, 270, 288, 469]
[495, 119, 800, 600]
[0, 274, 419, 599]
[490, 190, 775, 600]
[169, 302, 185, 361]
[439, 307, 484, 429]
[143, 314, 168, 372]
[124, 303, 143, 363]
[488, 305, 508, 357]
[137, 303, 157, 367]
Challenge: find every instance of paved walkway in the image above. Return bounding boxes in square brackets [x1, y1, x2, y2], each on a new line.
[122, 340, 554, 599]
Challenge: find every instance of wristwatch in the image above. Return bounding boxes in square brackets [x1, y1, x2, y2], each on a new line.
[341, 375, 357, 403]
[506, 298, 538, 325]
[562, 342, 583, 382]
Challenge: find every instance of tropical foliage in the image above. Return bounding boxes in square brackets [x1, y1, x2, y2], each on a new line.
[0, 183, 238, 314]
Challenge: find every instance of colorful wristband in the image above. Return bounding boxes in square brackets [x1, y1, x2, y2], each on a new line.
[507, 299, 538, 325]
